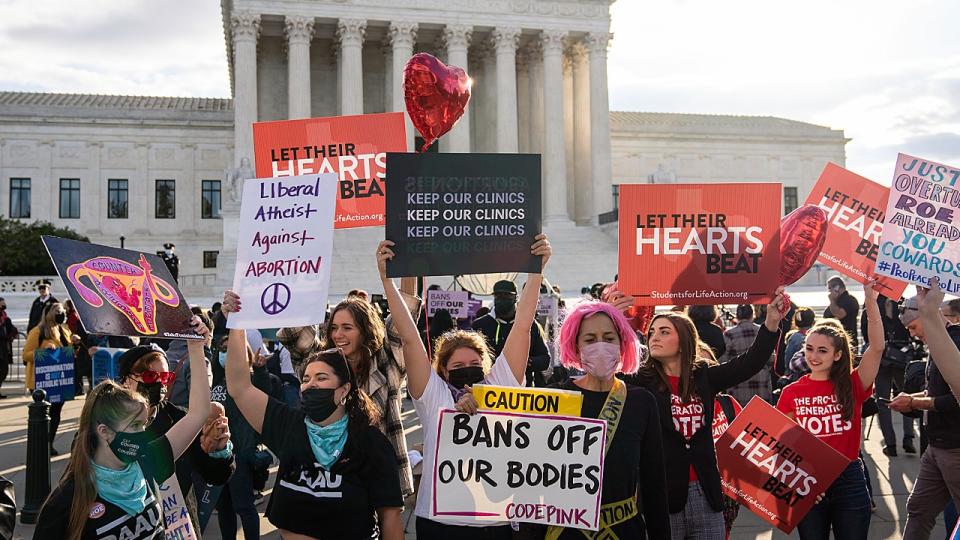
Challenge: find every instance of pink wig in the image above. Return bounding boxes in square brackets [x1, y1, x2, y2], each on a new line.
[558, 301, 641, 374]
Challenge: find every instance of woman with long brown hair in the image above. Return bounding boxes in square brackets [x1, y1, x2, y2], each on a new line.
[34, 317, 211, 540]
[619, 286, 786, 539]
[776, 284, 883, 539]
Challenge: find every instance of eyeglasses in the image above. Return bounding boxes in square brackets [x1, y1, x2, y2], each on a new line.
[139, 370, 176, 385]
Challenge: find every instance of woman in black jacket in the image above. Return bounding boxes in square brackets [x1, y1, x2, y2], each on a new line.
[622, 287, 785, 539]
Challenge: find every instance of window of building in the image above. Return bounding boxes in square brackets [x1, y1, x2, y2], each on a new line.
[155, 179, 176, 219]
[783, 186, 799, 215]
[59, 178, 81, 218]
[108, 179, 128, 219]
[9, 178, 30, 218]
[203, 251, 218, 269]
[201, 180, 221, 219]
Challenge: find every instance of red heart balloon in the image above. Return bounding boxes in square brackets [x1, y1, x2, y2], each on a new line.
[403, 53, 471, 152]
[778, 204, 828, 287]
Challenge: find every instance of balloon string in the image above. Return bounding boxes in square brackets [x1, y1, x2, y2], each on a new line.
[774, 292, 791, 378]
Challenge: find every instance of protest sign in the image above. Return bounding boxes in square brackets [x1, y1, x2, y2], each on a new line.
[618, 183, 781, 306]
[473, 384, 583, 416]
[43, 236, 202, 340]
[158, 476, 197, 540]
[91, 347, 126, 386]
[431, 409, 604, 530]
[467, 298, 484, 318]
[716, 397, 849, 533]
[537, 294, 558, 319]
[228, 173, 337, 330]
[385, 153, 542, 277]
[806, 163, 907, 299]
[252, 113, 406, 228]
[874, 153, 960, 292]
[35, 347, 75, 404]
[427, 290, 469, 318]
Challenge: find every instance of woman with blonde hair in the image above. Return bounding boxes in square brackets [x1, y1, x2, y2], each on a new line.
[34, 317, 211, 540]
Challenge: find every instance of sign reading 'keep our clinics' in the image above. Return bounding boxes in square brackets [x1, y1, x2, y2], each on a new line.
[875, 153, 960, 292]
[228, 174, 337, 330]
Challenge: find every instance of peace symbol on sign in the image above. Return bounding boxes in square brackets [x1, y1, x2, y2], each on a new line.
[260, 283, 291, 315]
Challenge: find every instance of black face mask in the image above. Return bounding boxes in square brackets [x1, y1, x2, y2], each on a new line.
[494, 298, 516, 319]
[54, 313, 66, 324]
[446, 366, 485, 390]
[109, 428, 158, 464]
[301, 387, 341, 423]
[137, 382, 164, 407]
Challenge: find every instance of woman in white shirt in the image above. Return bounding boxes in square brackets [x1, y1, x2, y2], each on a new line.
[376, 234, 552, 540]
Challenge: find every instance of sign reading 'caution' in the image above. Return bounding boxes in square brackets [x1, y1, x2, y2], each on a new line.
[473, 384, 583, 417]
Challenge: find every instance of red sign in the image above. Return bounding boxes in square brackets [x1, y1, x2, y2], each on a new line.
[252, 112, 407, 228]
[715, 397, 850, 533]
[618, 183, 781, 306]
[805, 163, 907, 299]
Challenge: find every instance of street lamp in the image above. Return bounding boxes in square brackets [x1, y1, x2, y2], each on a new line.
[120, 236, 125, 249]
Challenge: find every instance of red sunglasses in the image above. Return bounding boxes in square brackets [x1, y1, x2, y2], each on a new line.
[140, 370, 176, 385]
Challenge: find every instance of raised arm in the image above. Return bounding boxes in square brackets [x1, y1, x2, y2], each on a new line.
[854, 282, 884, 391]
[377, 240, 431, 399]
[706, 287, 785, 392]
[164, 317, 212, 460]
[501, 234, 552, 384]
[918, 278, 960, 400]
[221, 291, 269, 432]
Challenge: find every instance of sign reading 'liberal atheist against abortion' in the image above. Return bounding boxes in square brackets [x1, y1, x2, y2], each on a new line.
[385, 153, 542, 278]
[618, 183, 781, 306]
[875, 153, 960, 293]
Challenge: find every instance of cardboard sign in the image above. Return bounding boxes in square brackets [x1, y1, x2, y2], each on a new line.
[537, 294, 558, 319]
[473, 384, 583, 416]
[875, 153, 960, 292]
[806, 163, 907, 299]
[427, 290, 470, 318]
[385, 153, 542, 277]
[91, 347, 126, 386]
[158, 476, 198, 540]
[716, 397, 850, 533]
[34, 347, 75, 404]
[42, 236, 203, 340]
[252, 113, 407, 228]
[228, 174, 337, 330]
[618, 183, 781, 306]
[467, 298, 484, 318]
[431, 409, 605, 529]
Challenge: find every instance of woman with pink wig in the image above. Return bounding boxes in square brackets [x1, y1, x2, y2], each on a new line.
[545, 301, 670, 539]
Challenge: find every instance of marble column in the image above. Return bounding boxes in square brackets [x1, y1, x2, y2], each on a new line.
[337, 18, 366, 115]
[443, 24, 473, 153]
[588, 32, 613, 220]
[492, 27, 520, 153]
[383, 37, 393, 113]
[388, 21, 418, 151]
[527, 40, 544, 156]
[541, 30, 569, 223]
[478, 41, 498, 153]
[563, 54, 575, 218]
[231, 11, 260, 167]
[571, 41, 592, 224]
[516, 49, 530, 153]
[285, 16, 314, 120]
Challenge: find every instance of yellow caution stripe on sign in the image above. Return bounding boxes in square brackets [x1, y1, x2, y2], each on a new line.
[473, 384, 584, 416]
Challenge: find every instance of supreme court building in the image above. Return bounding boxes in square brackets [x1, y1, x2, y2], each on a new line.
[0, 0, 848, 295]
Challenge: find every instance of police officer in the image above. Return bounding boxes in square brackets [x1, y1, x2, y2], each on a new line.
[27, 279, 57, 332]
[159, 242, 180, 281]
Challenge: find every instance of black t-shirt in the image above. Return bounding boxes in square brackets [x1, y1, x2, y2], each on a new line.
[261, 397, 403, 539]
[552, 380, 671, 540]
[824, 290, 860, 347]
[35, 437, 175, 540]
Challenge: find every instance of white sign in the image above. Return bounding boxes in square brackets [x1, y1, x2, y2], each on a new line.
[159, 476, 197, 540]
[228, 174, 337, 329]
[537, 294, 558, 319]
[427, 290, 470, 318]
[431, 409, 605, 530]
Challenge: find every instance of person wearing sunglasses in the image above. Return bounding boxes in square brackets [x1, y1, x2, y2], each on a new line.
[34, 316, 212, 540]
[220, 292, 404, 540]
[114, 343, 235, 534]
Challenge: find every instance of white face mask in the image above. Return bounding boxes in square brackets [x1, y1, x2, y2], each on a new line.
[164, 249, 173, 256]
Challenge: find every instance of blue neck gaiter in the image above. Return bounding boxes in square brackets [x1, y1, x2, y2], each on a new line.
[92, 460, 148, 516]
[303, 415, 349, 470]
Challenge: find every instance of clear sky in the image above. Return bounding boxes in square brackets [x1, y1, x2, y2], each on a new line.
[1, 0, 957, 183]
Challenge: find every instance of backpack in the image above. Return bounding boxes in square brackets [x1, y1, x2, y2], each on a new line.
[901, 360, 927, 419]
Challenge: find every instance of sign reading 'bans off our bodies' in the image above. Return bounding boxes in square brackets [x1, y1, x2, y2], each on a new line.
[385, 153, 542, 277]
[252, 113, 407, 228]
[874, 153, 960, 292]
[431, 409, 605, 530]
[618, 183, 781, 306]
[716, 398, 849, 533]
[806, 164, 907, 300]
[228, 174, 337, 329]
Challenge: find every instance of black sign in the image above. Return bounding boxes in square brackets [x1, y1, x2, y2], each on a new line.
[385, 153, 542, 277]
[42, 236, 203, 340]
